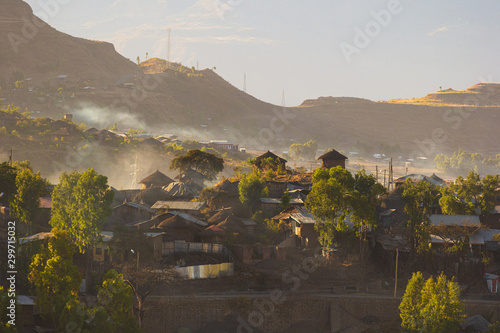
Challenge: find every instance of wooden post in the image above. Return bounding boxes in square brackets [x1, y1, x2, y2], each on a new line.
[394, 248, 399, 298]
[376, 165, 378, 183]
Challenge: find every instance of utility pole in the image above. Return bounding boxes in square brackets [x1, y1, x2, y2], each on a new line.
[388, 158, 393, 191]
[384, 169, 386, 188]
[394, 248, 399, 298]
[8, 149, 12, 166]
[375, 165, 378, 183]
[281, 90, 286, 107]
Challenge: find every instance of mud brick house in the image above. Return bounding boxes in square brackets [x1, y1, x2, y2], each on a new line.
[318, 149, 348, 169]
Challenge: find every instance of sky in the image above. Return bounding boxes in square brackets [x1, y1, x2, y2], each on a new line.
[24, 0, 500, 106]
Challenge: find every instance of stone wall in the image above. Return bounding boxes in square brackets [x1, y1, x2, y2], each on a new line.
[142, 294, 500, 333]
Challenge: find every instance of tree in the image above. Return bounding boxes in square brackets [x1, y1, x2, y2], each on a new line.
[350, 170, 386, 256]
[0, 286, 17, 331]
[50, 169, 114, 253]
[280, 189, 291, 211]
[440, 171, 500, 218]
[29, 229, 82, 328]
[10, 168, 46, 234]
[306, 167, 386, 250]
[170, 149, 224, 181]
[122, 263, 178, 328]
[95, 269, 140, 332]
[401, 179, 440, 254]
[238, 172, 269, 208]
[305, 166, 354, 248]
[289, 140, 318, 161]
[399, 272, 465, 333]
[0, 162, 17, 205]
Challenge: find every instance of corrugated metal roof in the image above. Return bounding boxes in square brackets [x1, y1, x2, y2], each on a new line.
[169, 211, 207, 227]
[291, 212, 316, 225]
[430, 214, 481, 227]
[123, 202, 154, 213]
[151, 200, 206, 211]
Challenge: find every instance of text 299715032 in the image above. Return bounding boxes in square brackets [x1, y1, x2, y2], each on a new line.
[6, 221, 17, 326]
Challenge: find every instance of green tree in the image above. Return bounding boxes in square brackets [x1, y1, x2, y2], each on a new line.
[238, 172, 269, 208]
[305, 166, 354, 247]
[0, 286, 17, 331]
[96, 269, 140, 332]
[289, 140, 318, 161]
[0, 162, 17, 205]
[170, 149, 224, 181]
[350, 170, 387, 255]
[29, 229, 82, 328]
[10, 168, 46, 234]
[440, 171, 500, 218]
[400, 272, 465, 333]
[50, 169, 114, 253]
[401, 179, 440, 254]
[280, 189, 291, 211]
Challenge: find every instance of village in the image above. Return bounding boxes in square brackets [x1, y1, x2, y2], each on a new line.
[1, 114, 500, 332]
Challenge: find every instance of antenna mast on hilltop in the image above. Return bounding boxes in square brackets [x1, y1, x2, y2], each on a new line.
[243, 73, 246, 92]
[281, 90, 286, 107]
[167, 27, 171, 64]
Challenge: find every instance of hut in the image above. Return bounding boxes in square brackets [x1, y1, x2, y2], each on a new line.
[133, 187, 171, 207]
[206, 179, 240, 210]
[162, 182, 197, 200]
[154, 213, 203, 242]
[199, 225, 226, 244]
[254, 150, 287, 171]
[175, 168, 206, 189]
[208, 207, 234, 225]
[139, 170, 174, 189]
[217, 215, 246, 234]
[318, 149, 348, 169]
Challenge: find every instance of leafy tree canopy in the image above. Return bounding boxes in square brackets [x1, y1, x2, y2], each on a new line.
[400, 271, 465, 333]
[170, 149, 224, 181]
[401, 179, 440, 254]
[306, 167, 386, 248]
[439, 171, 500, 218]
[50, 169, 114, 253]
[29, 229, 81, 327]
[238, 172, 269, 207]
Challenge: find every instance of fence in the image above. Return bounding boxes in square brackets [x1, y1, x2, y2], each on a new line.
[175, 262, 234, 280]
[162, 241, 232, 262]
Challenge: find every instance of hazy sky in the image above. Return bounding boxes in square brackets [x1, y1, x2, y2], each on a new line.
[24, 0, 500, 106]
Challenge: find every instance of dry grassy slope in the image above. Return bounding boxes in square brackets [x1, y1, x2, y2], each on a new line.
[1, 1, 499, 156]
[289, 101, 500, 156]
[0, 0, 140, 85]
[391, 83, 500, 106]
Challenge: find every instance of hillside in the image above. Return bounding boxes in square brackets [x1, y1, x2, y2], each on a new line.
[1, 0, 499, 160]
[0, 0, 140, 86]
[387, 83, 500, 106]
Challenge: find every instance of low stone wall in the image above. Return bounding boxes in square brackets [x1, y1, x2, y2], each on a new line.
[142, 294, 500, 333]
